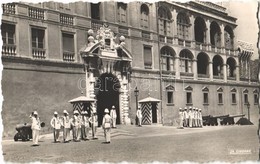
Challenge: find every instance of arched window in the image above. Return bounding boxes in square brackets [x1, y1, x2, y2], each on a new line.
[161, 46, 175, 71]
[227, 57, 236, 77]
[140, 4, 149, 28]
[197, 52, 209, 75]
[224, 26, 234, 50]
[210, 21, 221, 47]
[117, 2, 127, 24]
[177, 12, 190, 40]
[194, 17, 206, 43]
[158, 6, 172, 36]
[179, 49, 193, 73]
[212, 55, 223, 76]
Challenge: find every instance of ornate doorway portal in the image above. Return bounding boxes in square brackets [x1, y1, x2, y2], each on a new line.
[95, 73, 120, 126]
[80, 25, 132, 125]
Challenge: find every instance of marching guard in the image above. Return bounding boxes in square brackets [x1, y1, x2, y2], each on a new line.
[110, 106, 117, 128]
[81, 110, 90, 141]
[50, 111, 62, 143]
[89, 111, 98, 139]
[71, 110, 81, 142]
[61, 110, 71, 143]
[30, 111, 41, 146]
[102, 108, 112, 144]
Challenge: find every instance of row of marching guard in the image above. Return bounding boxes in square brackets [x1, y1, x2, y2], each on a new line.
[178, 107, 203, 129]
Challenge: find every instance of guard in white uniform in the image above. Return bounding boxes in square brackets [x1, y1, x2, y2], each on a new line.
[198, 109, 203, 127]
[110, 106, 117, 128]
[81, 111, 90, 141]
[188, 107, 193, 128]
[178, 108, 184, 129]
[89, 111, 98, 139]
[192, 107, 196, 127]
[183, 107, 188, 127]
[194, 108, 198, 128]
[30, 111, 41, 146]
[102, 108, 112, 144]
[50, 111, 62, 143]
[136, 107, 142, 127]
[71, 110, 81, 142]
[61, 110, 70, 143]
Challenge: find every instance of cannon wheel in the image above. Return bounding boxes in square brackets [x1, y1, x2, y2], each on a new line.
[14, 133, 19, 141]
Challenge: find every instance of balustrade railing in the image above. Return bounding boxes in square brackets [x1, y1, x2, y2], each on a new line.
[32, 48, 46, 59]
[63, 51, 75, 62]
[2, 3, 15, 14]
[60, 13, 73, 25]
[28, 7, 44, 20]
[2, 44, 16, 56]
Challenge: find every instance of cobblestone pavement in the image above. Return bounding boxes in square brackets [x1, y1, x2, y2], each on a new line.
[2, 125, 258, 163]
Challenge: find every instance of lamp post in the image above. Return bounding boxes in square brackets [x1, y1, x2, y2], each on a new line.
[134, 87, 139, 111]
[247, 102, 250, 121]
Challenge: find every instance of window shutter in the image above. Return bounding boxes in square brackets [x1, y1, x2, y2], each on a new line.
[63, 33, 74, 52]
[159, 19, 164, 35]
[161, 57, 166, 71]
[167, 21, 171, 35]
[144, 46, 152, 68]
[170, 58, 174, 71]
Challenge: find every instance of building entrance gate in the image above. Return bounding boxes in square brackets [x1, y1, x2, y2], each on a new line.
[80, 25, 132, 125]
[95, 73, 120, 126]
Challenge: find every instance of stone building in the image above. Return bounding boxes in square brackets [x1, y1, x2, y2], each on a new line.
[1, 1, 259, 136]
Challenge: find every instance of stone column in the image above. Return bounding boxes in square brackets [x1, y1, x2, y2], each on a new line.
[209, 62, 213, 81]
[121, 75, 131, 125]
[175, 57, 180, 79]
[190, 15, 195, 42]
[220, 24, 225, 48]
[172, 9, 178, 44]
[236, 65, 240, 82]
[206, 20, 211, 45]
[193, 59, 198, 80]
[89, 71, 96, 99]
[223, 64, 227, 82]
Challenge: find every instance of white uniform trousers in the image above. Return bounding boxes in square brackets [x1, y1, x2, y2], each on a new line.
[32, 129, 39, 145]
[104, 128, 111, 142]
[63, 128, 70, 142]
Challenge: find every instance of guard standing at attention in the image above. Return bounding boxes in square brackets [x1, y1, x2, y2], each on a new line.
[183, 107, 188, 127]
[188, 107, 193, 128]
[110, 106, 117, 128]
[30, 111, 41, 146]
[71, 110, 81, 142]
[50, 111, 62, 143]
[89, 111, 98, 139]
[136, 106, 142, 127]
[178, 108, 184, 129]
[61, 110, 70, 143]
[102, 108, 112, 144]
[81, 110, 90, 141]
[198, 109, 203, 127]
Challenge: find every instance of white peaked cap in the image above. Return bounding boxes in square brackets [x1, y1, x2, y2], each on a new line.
[104, 108, 109, 113]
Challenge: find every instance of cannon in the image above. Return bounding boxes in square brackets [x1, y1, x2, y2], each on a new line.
[202, 115, 218, 126]
[203, 114, 246, 126]
[14, 122, 45, 142]
[14, 123, 32, 141]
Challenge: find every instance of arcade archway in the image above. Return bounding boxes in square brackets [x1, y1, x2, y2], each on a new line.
[95, 73, 121, 126]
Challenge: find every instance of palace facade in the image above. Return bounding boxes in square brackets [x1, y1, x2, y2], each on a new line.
[1, 1, 259, 136]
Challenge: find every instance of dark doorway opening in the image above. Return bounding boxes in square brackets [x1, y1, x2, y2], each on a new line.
[95, 73, 120, 126]
[151, 103, 157, 123]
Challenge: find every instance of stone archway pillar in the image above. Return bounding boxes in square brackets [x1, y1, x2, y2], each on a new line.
[120, 75, 131, 125]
